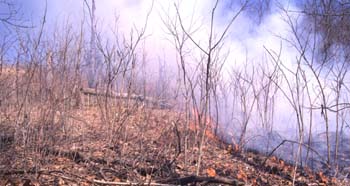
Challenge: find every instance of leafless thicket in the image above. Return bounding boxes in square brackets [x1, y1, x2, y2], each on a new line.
[1, 0, 350, 184]
[0, 0, 181, 180]
[261, 0, 350, 179]
[162, 0, 350, 179]
[162, 0, 251, 175]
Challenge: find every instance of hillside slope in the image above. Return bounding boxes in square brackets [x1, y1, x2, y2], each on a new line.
[0, 106, 347, 186]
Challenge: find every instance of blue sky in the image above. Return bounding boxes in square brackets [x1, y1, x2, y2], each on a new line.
[0, 0, 301, 85]
[4, 0, 283, 29]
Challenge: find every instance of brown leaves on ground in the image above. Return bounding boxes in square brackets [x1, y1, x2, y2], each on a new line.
[236, 168, 248, 182]
[0, 106, 348, 185]
[206, 167, 216, 177]
[318, 171, 329, 183]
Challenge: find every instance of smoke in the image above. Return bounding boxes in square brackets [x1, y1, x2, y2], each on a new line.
[9, 0, 301, 127]
[7, 1, 350, 166]
[10, 0, 293, 67]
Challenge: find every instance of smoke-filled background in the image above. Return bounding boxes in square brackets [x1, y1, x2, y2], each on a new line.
[2, 0, 350, 172]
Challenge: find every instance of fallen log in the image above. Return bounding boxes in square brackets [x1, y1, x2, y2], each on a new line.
[93, 179, 179, 186]
[1, 168, 44, 176]
[1, 169, 64, 177]
[159, 175, 248, 186]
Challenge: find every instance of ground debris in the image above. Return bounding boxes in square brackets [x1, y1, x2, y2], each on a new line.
[0, 107, 348, 185]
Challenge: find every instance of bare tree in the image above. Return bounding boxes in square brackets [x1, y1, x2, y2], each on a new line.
[173, 0, 248, 175]
[330, 61, 348, 167]
[265, 43, 311, 184]
[282, 1, 350, 168]
[0, 0, 29, 28]
[84, 0, 98, 88]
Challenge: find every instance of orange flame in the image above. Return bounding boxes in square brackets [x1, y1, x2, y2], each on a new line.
[188, 107, 218, 140]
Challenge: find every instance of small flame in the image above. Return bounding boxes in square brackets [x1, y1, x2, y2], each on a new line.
[188, 107, 218, 140]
